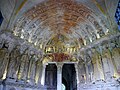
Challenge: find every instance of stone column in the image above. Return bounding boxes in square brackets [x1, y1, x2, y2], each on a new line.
[111, 48, 120, 78]
[96, 58, 104, 80]
[75, 63, 80, 84]
[85, 63, 89, 84]
[27, 58, 33, 82]
[28, 58, 36, 85]
[38, 62, 43, 84]
[35, 59, 42, 84]
[57, 63, 63, 90]
[41, 64, 46, 85]
[90, 72, 93, 82]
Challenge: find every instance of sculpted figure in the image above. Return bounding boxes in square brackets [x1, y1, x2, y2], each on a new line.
[102, 49, 117, 81]
[7, 47, 16, 78]
[18, 49, 29, 81]
[7, 46, 21, 79]
[92, 51, 104, 81]
[27, 51, 36, 84]
[0, 43, 9, 79]
[111, 48, 120, 78]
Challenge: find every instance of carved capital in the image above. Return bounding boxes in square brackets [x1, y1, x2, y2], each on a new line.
[56, 63, 63, 73]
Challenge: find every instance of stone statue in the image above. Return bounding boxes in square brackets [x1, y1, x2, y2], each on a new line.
[111, 48, 120, 78]
[102, 49, 116, 82]
[92, 51, 104, 81]
[0, 43, 9, 79]
[27, 53, 36, 85]
[7, 46, 20, 79]
[20, 49, 29, 81]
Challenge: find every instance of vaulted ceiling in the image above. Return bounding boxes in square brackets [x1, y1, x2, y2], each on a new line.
[0, 0, 119, 62]
[13, 0, 109, 50]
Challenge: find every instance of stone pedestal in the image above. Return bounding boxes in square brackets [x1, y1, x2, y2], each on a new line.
[2, 80, 47, 90]
[57, 63, 63, 90]
[78, 80, 120, 90]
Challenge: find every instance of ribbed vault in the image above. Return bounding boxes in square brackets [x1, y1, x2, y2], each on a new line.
[13, 0, 109, 62]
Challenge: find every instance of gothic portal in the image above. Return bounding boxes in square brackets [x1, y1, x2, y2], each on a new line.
[0, 0, 120, 90]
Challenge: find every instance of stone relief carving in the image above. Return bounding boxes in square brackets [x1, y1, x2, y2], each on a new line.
[92, 51, 104, 81]
[111, 48, 120, 78]
[0, 47, 9, 79]
[0, 0, 119, 89]
[17, 49, 29, 81]
[27, 53, 36, 85]
[7, 46, 21, 79]
[102, 49, 116, 82]
[13, 0, 110, 52]
[23, 49, 29, 81]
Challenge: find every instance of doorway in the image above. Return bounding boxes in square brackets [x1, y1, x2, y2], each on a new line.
[62, 64, 77, 90]
[45, 64, 57, 90]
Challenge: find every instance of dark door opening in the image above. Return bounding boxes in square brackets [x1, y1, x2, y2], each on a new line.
[62, 64, 77, 90]
[45, 64, 57, 90]
[62, 77, 67, 90]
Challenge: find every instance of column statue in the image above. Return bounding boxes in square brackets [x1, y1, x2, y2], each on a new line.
[18, 49, 29, 81]
[7, 46, 21, 79]
[102, 49, 116, 81]
[34, 54, 42, 84]
[38, 61, 43, 85]
[92, 51, 104, 82]
[27, 54, 35, 84]
[111, 48, 120, 78]
[0, 43, 9, 79]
